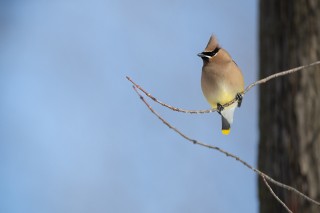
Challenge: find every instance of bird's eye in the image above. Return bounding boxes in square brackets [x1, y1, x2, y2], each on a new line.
[201, 52, 214, 57]
[211, 47, 220, 56]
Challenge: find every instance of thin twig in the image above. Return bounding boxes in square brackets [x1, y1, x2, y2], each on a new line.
[262, 176, 293, 213]
[126, 76, 216, 114]
[243, 61, 320, 93]
[126, 60, 320, 113]
[131, 85, 320, 208]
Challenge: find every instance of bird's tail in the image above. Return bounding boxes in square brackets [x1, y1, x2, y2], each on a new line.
[221, 116, 231, 135]
[220, 104, 237, 135]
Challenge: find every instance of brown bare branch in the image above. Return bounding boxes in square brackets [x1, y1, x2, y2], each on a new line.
[131, 85, 320, 208]
[127, 61, 320, 211]
[127, 60, 320, 113]
[262, 176, 293, 213]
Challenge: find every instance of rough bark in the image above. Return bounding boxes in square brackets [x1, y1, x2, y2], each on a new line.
[258, 0, 320, 212]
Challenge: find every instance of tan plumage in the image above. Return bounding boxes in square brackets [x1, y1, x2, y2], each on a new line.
[198, 35, 244, 135]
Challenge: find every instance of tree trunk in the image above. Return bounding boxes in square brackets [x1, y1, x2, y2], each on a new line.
[258, 0, 320, 212]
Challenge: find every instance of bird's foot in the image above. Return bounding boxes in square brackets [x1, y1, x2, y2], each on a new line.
[235, 93, 243, 107]
[217, 103, 224, 114]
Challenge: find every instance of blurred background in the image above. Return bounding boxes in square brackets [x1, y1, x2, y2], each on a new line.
[0, 0, 258, 212]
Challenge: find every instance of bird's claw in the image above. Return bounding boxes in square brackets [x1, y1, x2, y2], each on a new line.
[236, 93, 243, 107]
[217, 103, 224, 114]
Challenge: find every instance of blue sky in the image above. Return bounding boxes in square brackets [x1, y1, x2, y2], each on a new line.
[0, 0, 258, 212]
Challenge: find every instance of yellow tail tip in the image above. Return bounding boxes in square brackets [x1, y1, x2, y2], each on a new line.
[222, 129, 231, 135]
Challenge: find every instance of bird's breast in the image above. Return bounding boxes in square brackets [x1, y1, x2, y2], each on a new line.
[201, 63, 244, 108]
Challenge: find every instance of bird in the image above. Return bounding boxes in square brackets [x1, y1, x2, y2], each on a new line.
[198, 35, 244, 135]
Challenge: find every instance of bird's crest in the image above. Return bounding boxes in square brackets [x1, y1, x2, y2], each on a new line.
[204, 35, 220, 52]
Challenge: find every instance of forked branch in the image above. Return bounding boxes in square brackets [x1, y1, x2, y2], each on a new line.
[127, 60, 320, 212]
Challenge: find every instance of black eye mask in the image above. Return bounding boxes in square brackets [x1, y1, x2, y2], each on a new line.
[201, 47, 220, 57]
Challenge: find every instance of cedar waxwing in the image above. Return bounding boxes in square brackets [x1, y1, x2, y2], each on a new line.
[198, 35, 244, 135]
